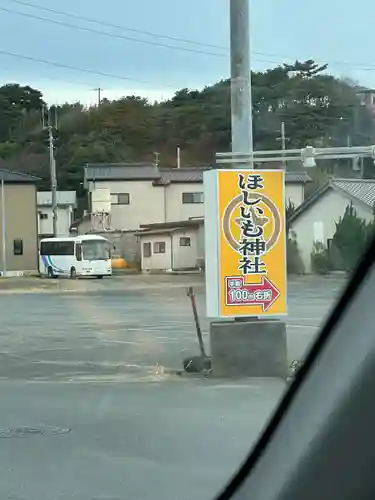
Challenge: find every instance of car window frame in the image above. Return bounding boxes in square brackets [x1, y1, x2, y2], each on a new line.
[218, 236, 375, 500]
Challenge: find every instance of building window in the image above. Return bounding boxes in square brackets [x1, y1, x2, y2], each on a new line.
[39, 213, 48, 220]
[13, 239, 23, 256]
[154, 242, 166, 254]
[111, 193, 130, 205]
[143, 242, 151, 258]
[182, 192, 204, 204]
[180, 237, 191, 247]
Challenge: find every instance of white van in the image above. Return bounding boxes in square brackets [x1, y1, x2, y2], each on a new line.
[39, 235, 112, 279]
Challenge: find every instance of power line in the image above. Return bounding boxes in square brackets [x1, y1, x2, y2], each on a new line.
[0, 49, 289, 94]
[5, 0, 375, 73]
[0, 7, 297, 68]
[1, 48, 374, 102]
[8, 0, 228, 51]
[0, 48, 178, 87]
[0, 5, 225, 58]
[0, 65, 94, 89]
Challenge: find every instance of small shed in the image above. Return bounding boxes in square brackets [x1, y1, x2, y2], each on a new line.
[137, 219, 204, 272]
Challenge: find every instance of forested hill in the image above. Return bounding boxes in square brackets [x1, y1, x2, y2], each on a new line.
[0, 60, 373, 193]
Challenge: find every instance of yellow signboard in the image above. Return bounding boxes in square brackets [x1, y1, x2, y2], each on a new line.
[204, 169, 287, 318]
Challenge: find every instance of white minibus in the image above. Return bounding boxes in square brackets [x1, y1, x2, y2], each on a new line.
[39, 235, 112, 278]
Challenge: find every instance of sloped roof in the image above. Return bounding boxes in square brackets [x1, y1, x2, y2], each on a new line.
[37, 191, 77, 207]
[0, 169, 40, 183]
[289, 178, 375, 224]
[158, 167, 208, 184]
[85, 163, 312, 185]
[139, 218, 204, 232]
[285, 172, 312, 184]
[85, 163, 160, 181]
[137, 227, 187, 237]
[332, 179, 375, 207]
[137, 219, 202, 236]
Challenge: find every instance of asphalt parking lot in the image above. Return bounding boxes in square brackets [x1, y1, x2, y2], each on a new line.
[0, 274, 346, 500]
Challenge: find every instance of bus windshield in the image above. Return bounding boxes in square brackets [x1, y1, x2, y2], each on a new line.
[81, 240, 110, 261]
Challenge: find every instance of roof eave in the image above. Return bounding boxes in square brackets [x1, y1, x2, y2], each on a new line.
[86, 176, 160, 182]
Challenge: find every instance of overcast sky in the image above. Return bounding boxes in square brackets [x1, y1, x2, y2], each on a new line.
[0, 0, 374, 105]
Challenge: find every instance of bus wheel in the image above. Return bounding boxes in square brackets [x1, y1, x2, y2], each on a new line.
[70, 267, 77, 279]
[47, 266, 54, 278]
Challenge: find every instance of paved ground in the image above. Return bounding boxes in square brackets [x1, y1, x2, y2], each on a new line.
[0, 274, 346, 500]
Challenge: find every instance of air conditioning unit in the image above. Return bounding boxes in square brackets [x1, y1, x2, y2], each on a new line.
[91, 188, 111, 213]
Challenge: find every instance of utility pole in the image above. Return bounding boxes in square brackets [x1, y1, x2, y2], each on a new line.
[94, 88, 103, 106]
[281, 121, 287, 169]
[154, 152, 160, 166]
[230, 0, 253, 160]
[43, 106, 58, 237]
[281, 121, 286, 151]
[1, 178, 6, 276]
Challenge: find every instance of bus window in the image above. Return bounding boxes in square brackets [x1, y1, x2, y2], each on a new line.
[76, 244, 82, 261]
[40, 241, 74, 256]
[82, 240, 110, 260]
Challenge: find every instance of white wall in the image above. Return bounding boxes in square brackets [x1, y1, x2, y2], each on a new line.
[89, 179, 306, 231]
[140, 228, 199, 271]
[171, 229, 197, 269]
[290, 189, 372, 273]
[196, 224, 205, 263]
[285, 184, 304, 208]
[38, 206, 73, 237]
[165, 183, 205, 222]
[141, 234, 172, 271]
[90, 180, 165, 230]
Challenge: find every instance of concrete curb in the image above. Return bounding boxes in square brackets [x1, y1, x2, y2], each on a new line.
[0, 278, 206, 294]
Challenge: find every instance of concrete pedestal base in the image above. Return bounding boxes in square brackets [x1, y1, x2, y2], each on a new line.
[210, 319, 287, 379]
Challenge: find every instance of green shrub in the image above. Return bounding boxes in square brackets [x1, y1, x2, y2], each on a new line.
[287, 235, 304, 275]
[311, 241, 330, 275]
[332, 203, 369, 272]
[327, 241, 344, 271]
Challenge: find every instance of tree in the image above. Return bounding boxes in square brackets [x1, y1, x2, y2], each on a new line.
[0, 84, 44, 111]
[332, 204, 370, 272]
[283, 59, 328, 78]
[0, 84, 44, 142]
[0, 61, 373, 193]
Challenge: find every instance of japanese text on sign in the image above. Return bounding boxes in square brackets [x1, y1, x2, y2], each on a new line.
[237, 173, 268, 276]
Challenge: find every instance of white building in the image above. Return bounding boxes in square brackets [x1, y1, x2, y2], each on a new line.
[37, 191, 77, 238]
[289, 179, 375, 273]
[84, 163, 311, 231]
[138, 219, 204, 272]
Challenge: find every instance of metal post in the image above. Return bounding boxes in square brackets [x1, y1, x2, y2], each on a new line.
[360, 156, 364, 179]
[94, 87, 102, 106]
[48, 124, 58, 237]
[281, 121, 286, 169]
[1, 179, 6, 276]
[281, 121, 286, 150]
[177, 146, 181, 169]
[230, 0, 253, 159]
